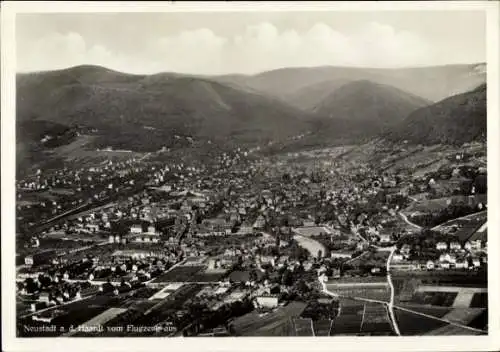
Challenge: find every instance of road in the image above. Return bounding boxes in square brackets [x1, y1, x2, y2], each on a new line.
[345, 250, 369, 264]
[386, 247, 401, 336]
[398, 212, 422, 231]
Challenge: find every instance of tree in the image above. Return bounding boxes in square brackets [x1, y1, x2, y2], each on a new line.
[281, 270, 293, 286]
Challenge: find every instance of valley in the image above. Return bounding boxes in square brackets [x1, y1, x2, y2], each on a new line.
[15, 62, 488, 338]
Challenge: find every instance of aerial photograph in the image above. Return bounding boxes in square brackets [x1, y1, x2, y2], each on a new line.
[14, 9, 488, 338]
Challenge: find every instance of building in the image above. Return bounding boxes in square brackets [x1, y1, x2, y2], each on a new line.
[455, 260, 468, 269]
[464, 241, 472, 251]
[330, 251, 352, 259]
[237, 224, 254, 235]
[86, 223, 100, 233]
[253, 215, 266, 229]
[379, 234, 391, 243]
[130, 224, 143, 234]
[436, 242, 448, 251]
[255, 295, 279, 309]
[392, 253, 404, 262]
[391, 262, 422, 271]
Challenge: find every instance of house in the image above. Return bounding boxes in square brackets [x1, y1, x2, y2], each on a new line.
[455, 260, 468, 269]
[38, 292, 50, 303]
[357, 242, 369, 251]
[253, 215, 266, 229]
[392, 253, 404, 262]
[130, 224, 143, 234]
[237, 224, 253, 235]
[391, 262, 421, 271]
[259, 255, 275, 266]
[439, 253, 452, 262]
[426, 260, 435, 270]
[276, 256, 288, 268]
[30, 302, 47, 312]
[302, 261, 314, 271]
[450, 242, 461, 251]
[440, 262, 451, 269]
[24, 256, 34, 266]
[470, 240, 483, 251]
[255, 295, 279, 309]
[436, 242, 448, 251]
[86, 223, 100, 233]
[401, 244, 411, 255]
[330, 251, 352, 259]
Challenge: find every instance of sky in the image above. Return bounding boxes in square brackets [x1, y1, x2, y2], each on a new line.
[16, 11, 486, 75]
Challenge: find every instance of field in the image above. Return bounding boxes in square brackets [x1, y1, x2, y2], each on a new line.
[189, 270, 228, 283]
[398, 304, 452, 319]
[326, 282, 391, 302]
[327, 276, 388, 284]
[150, 266, 205, 283]
[442, 308, 486, 325]
[360, 302, 394, 335]
[348, 251, 389, 267]
[392, 271, 487, 288]
[394, 308, 448, 335]
[432, 211, 487, 242]
[405, 196, 464, 213]
[312, 319, 333, 336]
[425, 324, 485, 336]
[103, 284, 202, 336]
[328, 299, 393, 336]
[49, 188, 76, 196]
[293, 318, 314, 336]
[470, 293, 487, 308]
[331, 315, 363, 335]
[230, 301, 307, 336]
[409, 291, 458, 307]
[467, 309, 488, 330]
[409, 285, 487, 308]
[392, 278, 420, 302]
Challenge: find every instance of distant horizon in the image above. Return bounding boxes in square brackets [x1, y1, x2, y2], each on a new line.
[16, 61, 487, 77]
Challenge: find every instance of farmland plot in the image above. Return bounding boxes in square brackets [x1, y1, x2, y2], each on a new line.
[312, 319, 333, 336]
[470, 293, 487, 308]
[442, 308, 486, 325]
[409, 291, 458, 307]
[467, 309, 488, 330]
[331, 315, 363, 335]
[293, 318, 314, 336]
[360, 303, 394, 335]
[327, 282, 391, 302]
[425, 324, 484, 336]
[150, 266, 204, 283]
[399, 304, 452, 319]
[230, 301, 306, 336]
[394, 308, 448, 335]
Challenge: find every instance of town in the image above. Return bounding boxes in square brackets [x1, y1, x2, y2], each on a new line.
[16, 140, 488, 337]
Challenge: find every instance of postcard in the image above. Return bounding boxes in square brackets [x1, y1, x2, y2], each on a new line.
[2, 1, 499, 351]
